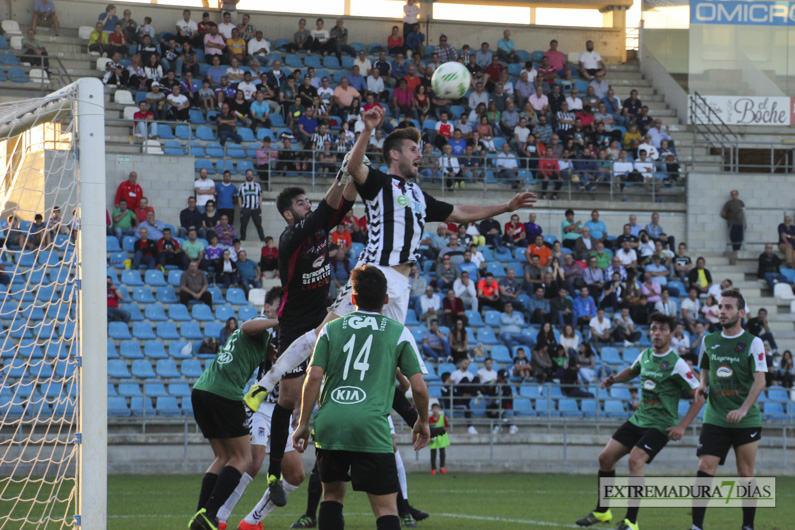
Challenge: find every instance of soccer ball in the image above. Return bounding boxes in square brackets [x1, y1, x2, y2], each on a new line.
[431, 62, 472, 101]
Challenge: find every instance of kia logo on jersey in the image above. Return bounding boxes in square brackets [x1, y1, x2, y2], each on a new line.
[331, 386, 367, 404]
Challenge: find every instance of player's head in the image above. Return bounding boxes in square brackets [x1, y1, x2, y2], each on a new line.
[718, 288, 746, 329]
[263, 286, 281, 318]
[648, 311, 676, 350]
[383, 127, 421, 180]
[350, 265, 388, 312]
[277, 186, 310, 225]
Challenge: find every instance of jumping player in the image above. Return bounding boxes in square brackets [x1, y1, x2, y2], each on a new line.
[575, 312, 703, 530]
[215, 287, 305, 530]
[247, 105, 535, 420]
[691, 289, 766, 530]
[292, 265, 431, 530]
[188, 308, 278, 530]
[246, 178, 357, 507]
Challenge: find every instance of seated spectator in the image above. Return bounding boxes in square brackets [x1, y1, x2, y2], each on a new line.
[498, 302, 531, 350]
[758, 242, 787, 290]
[616, 239, 638, 271]
[653, 287, 676, 317]
[106, 276, 130, 323]
[671, 322, 693, 361]
[778, 215, 795, 267]
[420, 286, 442, 324]
[236, 250, 262, 295]
[589, 308, 612, 345]
[32, 0, 60, 36]
[137, 209, 164, 240]
[215, 248, 240, 288]
[111, 198, 138, 243]
[688, 256, 712, 295]
[530, 344, 555, 383]
[181, 229, 207, 270]
[406, 23, 425, 58]
[132, 227, 158, 269]
[156, 228, 184, 270]
[526, 235, 552, 267]
[614, 305, 642, 346]
[145, 82, 166, 122]
[218, 317, 237, 346]
[330, 223, 352, 256]
[561, 253, 583, 293]
[89, 22, 108, 56]
[641, 271, 661, 307]
[180, 260, 212, 307]
[453, 270, 478, 311]
[583, 256, 605, 298]
[214, 214, 238, 247]
[523, 254, 545, 298]
[528, 286, 551, 324]
[477, 272, 501, 311]
[422, 319, 450, 362]
[645, 254, 668, 287]
[498, 268, 523, 310]
[574, 286, 597, 329]
[166, 85, 190, 121]
[747, 308, 778, 353]
[561, 358, 594, 397]
[574, 227, 596, 261]
[443, 289, 467, 327]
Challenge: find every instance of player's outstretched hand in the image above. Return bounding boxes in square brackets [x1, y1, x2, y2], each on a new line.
[695, 385, 708, 400]
[726, 407, 747, 425]
[412, 420, 430, 451]
[505, 192, 537, 212]
[292, 424, 310, 453]
[362, 106, 385, 131]
[666, 424, 685, 441]
[599, 374, 615, 389]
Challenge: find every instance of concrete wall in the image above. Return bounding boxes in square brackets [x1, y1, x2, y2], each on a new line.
[7, 0, 626, 64]
[686, 173, 793, 254]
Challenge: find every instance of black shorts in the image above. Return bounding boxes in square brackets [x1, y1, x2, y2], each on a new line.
[316, 448, 399, 495]
[612, 421, 669, 464]
[191, 389, 249, 439]
[697, 423, 762, 465]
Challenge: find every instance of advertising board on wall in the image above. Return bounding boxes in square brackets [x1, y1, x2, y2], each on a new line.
[694, 96, 795, 126]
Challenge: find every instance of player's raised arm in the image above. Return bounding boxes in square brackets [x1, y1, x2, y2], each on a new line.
[445, 191, 537, 224]
[241, 317, 279, 335]
[599, 366, 636, 389]
[346, 107, 384, 185]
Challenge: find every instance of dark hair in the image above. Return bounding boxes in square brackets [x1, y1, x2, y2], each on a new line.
[265, 286, 281, 306]
[383, 127, 420, 162]
[277, 187, 306, 216]
[351, 265, 388, 311]
[720, 288, 745, 311]
[648, 311, 677, 331]
[565, 208, 574, 216]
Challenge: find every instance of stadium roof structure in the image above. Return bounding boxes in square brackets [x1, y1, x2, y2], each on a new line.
[433, 0, 633, 11]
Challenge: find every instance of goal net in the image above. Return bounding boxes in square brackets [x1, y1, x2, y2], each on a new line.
[0, 78, 107, 528]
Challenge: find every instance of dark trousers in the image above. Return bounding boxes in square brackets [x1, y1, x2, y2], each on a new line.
[729, 224, 744, 251]
[239, 207, 266, 241]
[157, 251, 183, 269]
[22, 50, 49, 70]
[179, 290, 212, 308]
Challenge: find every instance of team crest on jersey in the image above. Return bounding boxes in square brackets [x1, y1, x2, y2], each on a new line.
[735, 342, 747, 353]
[217, 351, 233, 364]
[660, 361, 670, 370]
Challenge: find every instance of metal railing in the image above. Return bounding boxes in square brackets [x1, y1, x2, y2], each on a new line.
[689, 91, 740, 172]
[11, 53, 73, 93]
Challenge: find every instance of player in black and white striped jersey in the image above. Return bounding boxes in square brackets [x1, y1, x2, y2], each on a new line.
[247, 105, 536, 411]
[237, 169, 266, 242]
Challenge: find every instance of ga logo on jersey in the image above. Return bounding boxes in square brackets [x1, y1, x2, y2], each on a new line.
[735, 342, 747, 353]
[716, 365, 733, 378]
[347, 315, 380, 330]
[643, 379, 657, 390]
[217, 351, 234, 364]
[331, 386, 367, 405]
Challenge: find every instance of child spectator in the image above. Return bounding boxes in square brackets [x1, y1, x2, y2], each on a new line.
[512, 347, 532, 380]
[429, 403, 450, 475]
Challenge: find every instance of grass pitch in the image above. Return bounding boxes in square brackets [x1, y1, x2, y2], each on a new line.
[108, 473, 795, 529]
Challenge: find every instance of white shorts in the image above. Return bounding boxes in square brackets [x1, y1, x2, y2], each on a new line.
[249, 403, 295, 453]
[330, 263, 410, 324]
[389, 415, 395, 435]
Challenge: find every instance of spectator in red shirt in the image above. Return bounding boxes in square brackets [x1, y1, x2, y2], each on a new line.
[341, 210, 367, 244]
[156, 228, 185, 270]
[477, 271, 502, 311]
[134, 196, 155, 223]
[107, 276, 131, 322]
[387, 25, 404, 55]
[114, 171, 143, 210]
[133, 101, 157, 139]
[537, 55, 558, 92]
[443, 288, 467, 327]
[331, 223, 352, 255]
[259, 236, 279, 278]
[538, 153, 562, 200]
[484, 55, 505, 92]
[504, 214, 527, 247]
[526, 234, 552, 267]
[543, 39, 571, 81]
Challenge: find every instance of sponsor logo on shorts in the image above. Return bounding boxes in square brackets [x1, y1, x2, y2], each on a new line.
[750, 431, 758, 438]
[716, 365, 733, 378]
[258, 427, 265, 438]
[643, 379, 657, 390]
[331, 386, 367, 404]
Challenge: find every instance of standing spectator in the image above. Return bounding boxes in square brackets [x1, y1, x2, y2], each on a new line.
[157, 228, 184, 270]
[429, 403, 451, 473]
[106, 276, 130, 323]
[115, 172, 142, 211]
[132, 227, 157, 269]
[237, 170, 266, 241]
[32, 0, 60, 36]
[179, 260, 212, 307]
[499, 302, 532, 352]
[422, 319, 451, 362]
[194, 168, 216, 214]
[402, 0, 421, 41]
[721, 189, 746, 251]
[758, 242, 787, 290]
[110, 198, 138, 243]
[778, 215, 795, 267]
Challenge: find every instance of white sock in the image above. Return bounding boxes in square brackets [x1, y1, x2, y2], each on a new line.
[217, 472, 253, 523]
[257, 329, 317, 391]
[395, 449, 408, 500]
[244, 478, 299, 524]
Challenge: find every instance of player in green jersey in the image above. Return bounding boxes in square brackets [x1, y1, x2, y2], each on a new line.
[292, 265, 431, 530]
[576, 312, 703, 530]
[692, 289, 767, 530]
[189, 312, 278, 530]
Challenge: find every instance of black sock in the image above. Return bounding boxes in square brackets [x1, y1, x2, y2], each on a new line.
[440, 448, 446, 468]
[625, 505, 639, 524]
[204, 466, 242, 518]
[376, 515, 400, 530]
[392, 388, 418, 427]
[742, 506, 756, 529]
[430, 449, 437, 470]
[318, 500, 344, 530]
[397, 490, 408, 516]
[595, 469, 615, 513]
[197, 472, 218, 511]
[305, 463, 322, 519]
[267, 403, 293, 478]
[692, 470, 713, 529]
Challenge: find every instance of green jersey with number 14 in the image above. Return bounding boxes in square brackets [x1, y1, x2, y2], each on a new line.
[699, 330, 766, 429]
[310, 311, 427, 453]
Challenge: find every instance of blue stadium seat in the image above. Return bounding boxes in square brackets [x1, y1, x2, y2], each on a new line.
[181, 322, 204, 340]
[143, 382, 168, 397]
[558, 398, 582, 417]
[609, 385, 631, 400]
[130, 397, 155, 416]
[144, 304, 167, 321]
[131, 359, 156, 379]
[465, 310, 484, 327]
[227, 143, 246, 158]
[167, 270, 183, 287]
[204, 321, 223, 339]
[133, 286, 156, 303]
[8, 67, 29, 82]
[156, 286, 178, 304]
[106, 236, 122, 252]
[486, 262, 506, 278]
[238, 306, 258, 321]
[163, 140, 184, 155]
[118, 382, 142, 397]
[191, 304, 214, 321]
[269, 113, 285, 127]
[175, 124, 192, 139]
[226, 288, 248, 305]
[108, 396, 130, 416]
[156, 359, 180, 379]
[107, 340, 118, 359]
[168, 382, 192, 397]
[156, 396, 182, 416]
[600, 347, 622, 366]
[513, 397, 534, 416]
[157, 322, 181, 340]
[121, 236, 137, 253]
[323, 56, 341, 69]
[237, 160, 254, 174]
[180, 358, 203, 378]
[208, 287, 223, 305]
[581, 399, 599, 418]
[169, 340, 192, 359]
[490, 345, 513, 363]
[142, 341, 167, 360]
[215, 305, 235, 322]
[167, 304, 190, 321]
[477, 328, 499, 345]
[195, 158, 214, 174]
[196, 126, 215, 141]
[767, 386, 789, 403]
[484, 310, 501, 327]
[119, 340, 144, 359]
[132, 321, 157, 340]
[622, 347, 641, 363]
[108, 322, 132, 340]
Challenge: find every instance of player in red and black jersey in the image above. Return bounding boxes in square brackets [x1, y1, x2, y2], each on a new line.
[258, 178, 357, 507]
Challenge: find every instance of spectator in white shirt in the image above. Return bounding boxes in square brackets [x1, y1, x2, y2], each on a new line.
[468, 82, 489, 111]
[646, 119, 672, 149]
[175, 10, 199, 48]
[612, 150, 634, 190]
[438, 144, 461, 189]
[680, 288, 702, 333]
[495, 142, 520, 189]
[633, 149, 656, 188]
[237, 72, 258, 100]
[637, 134, 659, 160]
[578, 40, 606, 81]
[670, 322, 691, 357]
[565, 88, 583, 111]
[353, 50, 371, 75]
[589, 308, 613, 345]
[217, 11, 236, 39]
[420, 286, 442, 324]
[454, 270, 478, 310]
[654, 288, 676, 316]
[366, 69, 387, 101]
[247, 31, 270, 65]
[616, 240, 638, 270]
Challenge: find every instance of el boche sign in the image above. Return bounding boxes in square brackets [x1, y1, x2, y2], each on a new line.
[696, 96, 795, 126]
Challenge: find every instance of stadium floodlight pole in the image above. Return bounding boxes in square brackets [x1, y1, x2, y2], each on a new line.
[76, 77, 108, 529]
